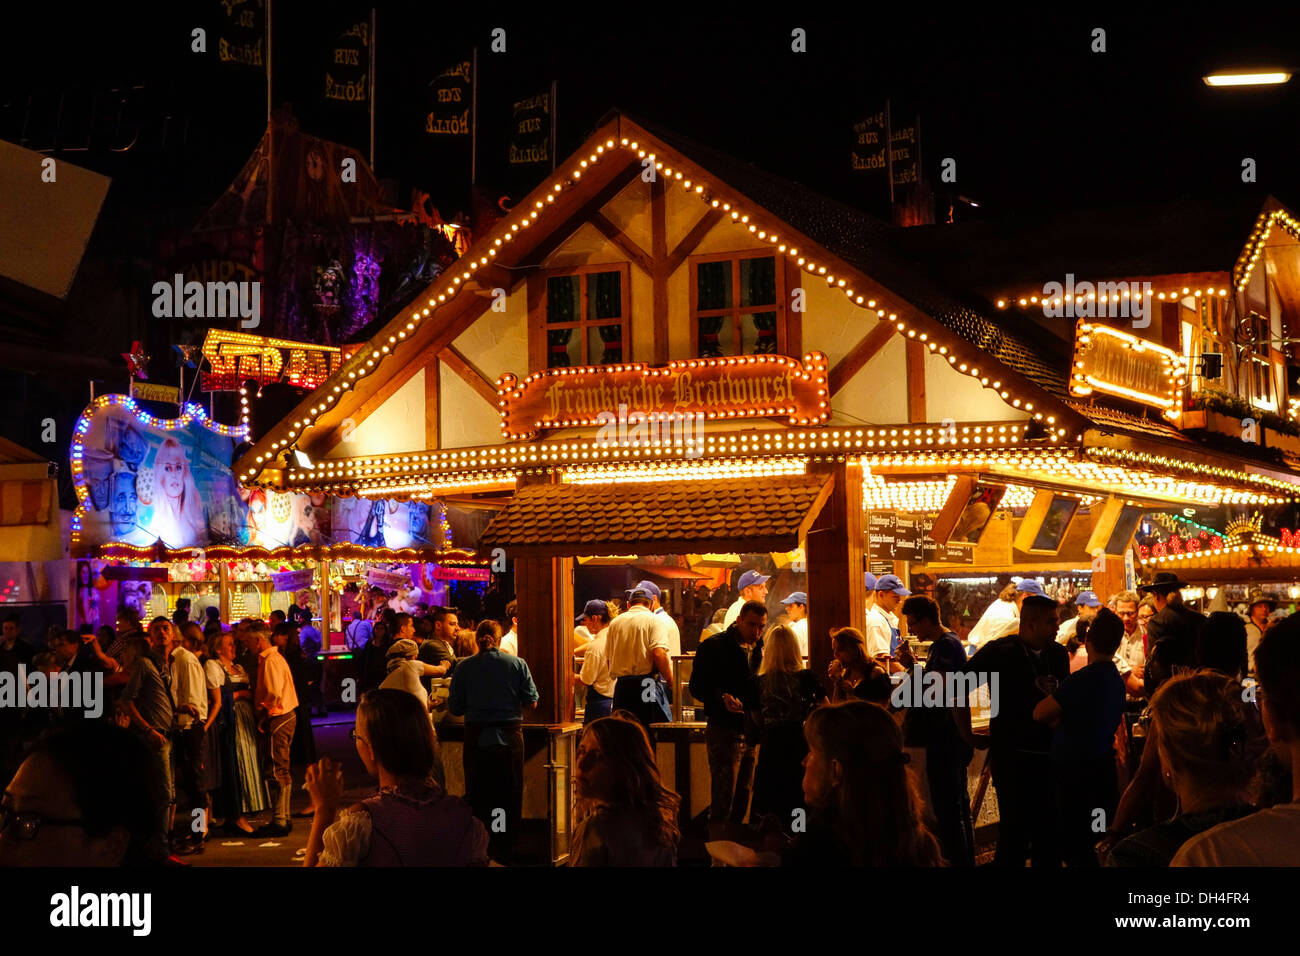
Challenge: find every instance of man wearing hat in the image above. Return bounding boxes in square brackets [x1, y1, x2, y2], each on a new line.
[1245, 592, 1276, 676]
[1138, 572, 1204, 695]
[1055, 590, 1101, 645]
[576, 599, 615, 724]
[634, 579, 682, 669]
[865, 574, 911, 663]
[964, 593, 1070, 866]
[723, 569, 771, 628]
[780, 591, 809, 657]
[604, 587, 674, 736]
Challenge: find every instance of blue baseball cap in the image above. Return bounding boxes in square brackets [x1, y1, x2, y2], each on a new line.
[780, 591, 808, 606]
[1075, 590, 1101, 608]
[874, 574, 911, 596]
[633, 580, 662, 601]
[864, 572, 878, 590]
[1016, 579, 1048, 598]
[737, 570, 771, 591]
[576, 599, 609, 624]
[626, 586, 653, 602]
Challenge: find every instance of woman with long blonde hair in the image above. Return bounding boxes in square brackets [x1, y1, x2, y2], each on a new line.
[749, 624, 826, 831]
[148, 438, 205, 546]
[571, 711, 680, 866]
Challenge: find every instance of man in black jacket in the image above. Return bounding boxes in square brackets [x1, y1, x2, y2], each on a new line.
[690, 600, 766, 841]
[1139, 572, 1204, 695]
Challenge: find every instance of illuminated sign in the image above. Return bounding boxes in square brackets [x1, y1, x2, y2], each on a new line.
[433, 565, 492, 582]
[497, 352, 830, 440]
[130, 381, 181, 404]
[200, 329, 354, 391]
[70, 395, 455, 555]
[1069, 323, 1187, 419]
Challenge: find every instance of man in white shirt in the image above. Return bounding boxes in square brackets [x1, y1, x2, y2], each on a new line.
[634, 579, 682, 660]
[1172, 621, 1300, 866]
[864, 574, 909, 662]
[576, 599, 615, 724]
[723, 570, 770, 628]
[170, 624, 210, 853]
[779, 591, 809, 657]
[604, 588, 673, 736]
[500, 599, 519, 656]
[969, 578, 1047, 650]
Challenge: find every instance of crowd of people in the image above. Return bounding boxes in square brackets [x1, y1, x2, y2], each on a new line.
[4, 565, 1300, 868]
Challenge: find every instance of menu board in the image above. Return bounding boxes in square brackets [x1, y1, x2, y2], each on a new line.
[868, 512, 973, 566]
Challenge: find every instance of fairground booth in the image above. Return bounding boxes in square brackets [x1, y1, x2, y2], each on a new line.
[228, 112, 1300, 861]
[67, 339, 490, 702]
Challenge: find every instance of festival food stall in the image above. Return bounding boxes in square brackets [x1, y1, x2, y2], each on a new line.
[225, 113, 1300, 861]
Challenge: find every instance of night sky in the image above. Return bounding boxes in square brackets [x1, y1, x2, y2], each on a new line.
[6, 4, 1300, 221]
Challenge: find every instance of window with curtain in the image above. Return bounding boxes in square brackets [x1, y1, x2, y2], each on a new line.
[692, 253, 782, 357]
[542, 266, 629, 368]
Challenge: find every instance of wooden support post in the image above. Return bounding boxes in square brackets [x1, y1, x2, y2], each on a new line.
[514, 554, 574, 725]
[805, 460, 866, 692]
[651, 176, 669, 364]
[218, 561, 229, 625]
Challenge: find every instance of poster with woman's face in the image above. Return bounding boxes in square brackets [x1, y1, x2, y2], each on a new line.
[74, 401, 242, 549]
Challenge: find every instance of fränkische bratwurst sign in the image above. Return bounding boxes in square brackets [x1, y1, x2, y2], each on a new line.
[496, 352, 830, 439]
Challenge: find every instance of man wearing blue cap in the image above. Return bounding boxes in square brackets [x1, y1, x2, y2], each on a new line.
[864, 574, 911, 663]
[779, 591, 808, 657]
[723, 570, 770, 628]
[634, 580, 682, 671]
[969, 578, 1048, 650]
[604, 587, 674, 736]
[1056, 590, 1101, 645]
[576, 600, 615, 724]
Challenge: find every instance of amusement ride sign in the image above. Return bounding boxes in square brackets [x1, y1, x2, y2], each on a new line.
[496, 351, 830, 439]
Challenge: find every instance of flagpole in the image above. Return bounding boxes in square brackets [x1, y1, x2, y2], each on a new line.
[369, 7, 377, 170]
[266, 0, 273, 122]
[550, 80, 557, 173]
[470, 46, 478, 186]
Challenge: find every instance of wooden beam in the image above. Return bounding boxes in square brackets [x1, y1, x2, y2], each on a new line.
[906, 338, 927, 422]
[303, 292, 498, 457]
[805, 460, 866, 695]
[784, 255, 803, 358]
[424, 357, 440, 448]
[651, 177, 669, 364]
[519, 161, 643, 269]
[589, 212, 653, 276]
[829, 320, 895, 396]
[439, 345, 501, 407]
[666, 208, 724, 274]
[488, 536, 803, 559]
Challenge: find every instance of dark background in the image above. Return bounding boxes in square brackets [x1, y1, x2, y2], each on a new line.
[5, 3, 1300, 218]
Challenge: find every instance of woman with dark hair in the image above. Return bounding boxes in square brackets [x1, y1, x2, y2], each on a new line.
[1106, 670, 1262, 866]
[570, 711, 680, 866]
[826, 628, 891, 705]
[783, 700, 943, 866]
[0, 722, 163, 866]
[303, 689, 488, 866]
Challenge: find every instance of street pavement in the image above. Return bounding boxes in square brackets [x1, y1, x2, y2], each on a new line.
[188, 714, 366, 867]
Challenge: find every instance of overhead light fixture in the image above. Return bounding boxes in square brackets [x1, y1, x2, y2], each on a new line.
[1203, 71, 1292, 87]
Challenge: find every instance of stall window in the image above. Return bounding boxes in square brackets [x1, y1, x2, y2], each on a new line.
[541, 264, 630, 368]
[690, 252, 784, 357]
[1249, 356, 1277, 411]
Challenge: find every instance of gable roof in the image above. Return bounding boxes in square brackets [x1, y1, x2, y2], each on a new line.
[233, 112, 1077, 488]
